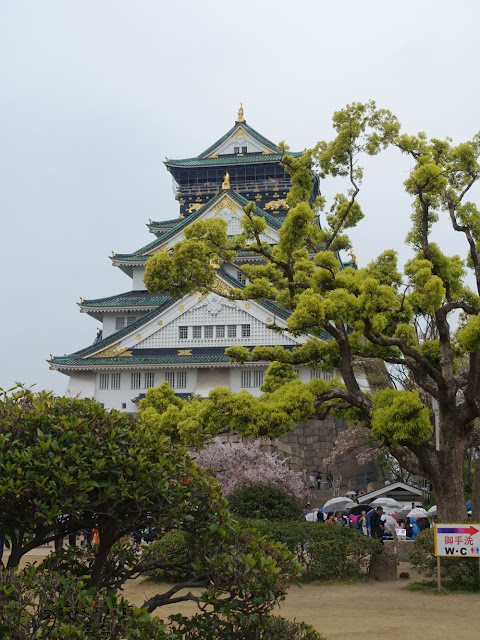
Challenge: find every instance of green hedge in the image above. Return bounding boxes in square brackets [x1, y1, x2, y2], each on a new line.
[409, 529, 480, 591]
[171, 612, 326, 639]
[227, 483, 303, 521]
[243, 519, 382, 582]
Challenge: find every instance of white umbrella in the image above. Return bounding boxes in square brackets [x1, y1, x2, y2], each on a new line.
[381, 514, 397, 534]
[408, 507, 429, 518]
[370, 497, 403, 510]
[346, 490, 357, 496]
[427, 505, 437, 517]
[323, 497, 356, 512]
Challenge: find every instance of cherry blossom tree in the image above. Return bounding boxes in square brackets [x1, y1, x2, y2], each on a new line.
[194, 438, 306, 501]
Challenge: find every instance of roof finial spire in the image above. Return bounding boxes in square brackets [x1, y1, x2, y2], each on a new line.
[222, 172, 231, 190]
[236, 103, 244, 122]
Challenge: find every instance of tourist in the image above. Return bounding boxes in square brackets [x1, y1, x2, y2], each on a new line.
[316, 472, 322, 490]
[81, 528, 92, 548]
[68, 531, 79, 546]
[324, 511, 335, 525]
[309, 473, 315, 489]
[303, 502, 313, 516]
[364, 473, 370, 491]
[333, 511, 344, 526]
[327, 472, 333, 489]
[408, 516, 420, 541]
[356, 510, 369, 536]
[370, 506, 385, 543]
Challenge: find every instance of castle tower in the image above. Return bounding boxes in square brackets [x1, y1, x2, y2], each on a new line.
[50, 108, 328, 413]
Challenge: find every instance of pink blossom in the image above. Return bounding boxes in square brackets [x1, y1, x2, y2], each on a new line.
[194, 438, 306, 501]
[323, 426, 383, 467]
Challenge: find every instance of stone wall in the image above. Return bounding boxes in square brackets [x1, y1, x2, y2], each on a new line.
[217, 416, 378, 491]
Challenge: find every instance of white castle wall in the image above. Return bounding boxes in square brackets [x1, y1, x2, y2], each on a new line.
[136, 301, 298, 349]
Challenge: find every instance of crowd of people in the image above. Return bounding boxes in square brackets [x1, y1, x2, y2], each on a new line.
[303, 503, 431, 544]
[309, 471, 334, 490]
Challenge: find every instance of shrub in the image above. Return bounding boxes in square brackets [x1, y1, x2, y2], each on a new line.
[243, 519, 382, 581]
[143, 529, 196, 582]
[0, 567, 170, 640]
[227, 483, 303, 521]
[409, 529, 480, 591]
[144, 520, 302, 618]
[171, 611, 326, 639]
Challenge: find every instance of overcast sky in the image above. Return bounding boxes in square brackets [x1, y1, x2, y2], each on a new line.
[1, 0, 479, 395]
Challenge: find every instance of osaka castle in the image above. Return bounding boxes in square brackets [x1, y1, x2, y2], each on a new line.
[50, 106, 367, 420]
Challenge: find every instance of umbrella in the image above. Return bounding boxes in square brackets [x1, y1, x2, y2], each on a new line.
[393, 510, 409, 520]
[427, 505, 437, 517]
[381, 514, 398, 534]
[370, 497, 403, 510]
[323, 497, 356, 512]
[407, 507, 429, 518]
[346, 490, 357, 496]
[349, 504, 373, 516]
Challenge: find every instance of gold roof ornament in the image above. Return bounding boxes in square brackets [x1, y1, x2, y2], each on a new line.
[348, 249, 358, 266]
[222, 172, 231, 190]
[237, 103, 244, 122]
[80, 297, 84, 303]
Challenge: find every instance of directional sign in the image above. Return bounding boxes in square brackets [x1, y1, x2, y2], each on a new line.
[434, 523, 480, 557]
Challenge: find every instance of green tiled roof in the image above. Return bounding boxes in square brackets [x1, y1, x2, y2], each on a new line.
[81, 291, 172, 309]
[55, 302, 175, 361]
[51, 354, 232, 367]
[165, 152, 301, 168]
[112, 255, 148, 263]
[113, 190, 283, 259]
[149, 219, 179, 228]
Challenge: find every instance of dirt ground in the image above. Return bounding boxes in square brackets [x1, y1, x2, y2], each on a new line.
[122, 562, 480, 640]
[11, 551, 480, 639]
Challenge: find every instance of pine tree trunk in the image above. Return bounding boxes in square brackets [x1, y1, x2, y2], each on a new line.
[471, 457, 480, 522]
[431, 439, 467, 522]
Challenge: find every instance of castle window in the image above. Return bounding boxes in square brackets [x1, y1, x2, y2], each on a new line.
[126, 316, 137, 326]
[144, 372, 155, 388]
[234, 146, 240, 154]
[177, 371, 187, 389]
[241, 324, 251, 338]
[242, 146, 247, 154]
[228, 325, 237, 338]
[131, 373, 141, 390]
[179, 326, 188, 339]
[241, 370, 251, 388]
[99, 373, 109, 390]
[216, 325, 225, 338]
[192, 326, 202, 339]
[237, 270, 246, 285]
[115, 317, 125, 330]
[204, 326, 214, 338]
[165, 371, 187, 389]
[111, 373, 121, 390]
[253, 370, 264, 387]
[310, 369, 333, 381]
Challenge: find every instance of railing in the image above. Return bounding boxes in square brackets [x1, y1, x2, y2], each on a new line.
[172, 178, 292, 198]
